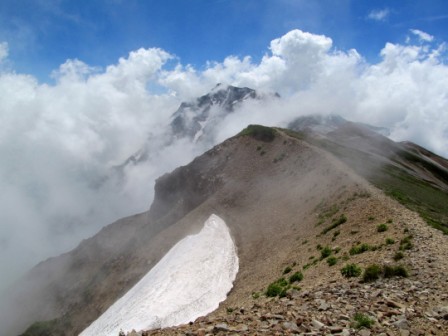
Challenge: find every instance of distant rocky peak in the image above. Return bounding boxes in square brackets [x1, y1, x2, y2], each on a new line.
[170, 84, 278, 142]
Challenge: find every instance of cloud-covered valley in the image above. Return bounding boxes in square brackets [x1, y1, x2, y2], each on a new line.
[0, 28, 447, 292]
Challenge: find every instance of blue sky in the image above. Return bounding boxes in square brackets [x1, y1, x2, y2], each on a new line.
[2, 0, 448, 82]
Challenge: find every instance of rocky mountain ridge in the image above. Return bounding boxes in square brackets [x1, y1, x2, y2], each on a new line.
[3, 100, 446, 336]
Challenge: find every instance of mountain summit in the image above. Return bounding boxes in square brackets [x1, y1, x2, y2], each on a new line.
[170, 84, 279, 141]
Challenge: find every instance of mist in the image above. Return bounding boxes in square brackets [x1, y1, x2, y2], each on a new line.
[1, 28, 448, 293]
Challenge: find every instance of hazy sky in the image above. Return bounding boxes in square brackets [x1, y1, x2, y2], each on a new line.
[1, 0, 448, 293]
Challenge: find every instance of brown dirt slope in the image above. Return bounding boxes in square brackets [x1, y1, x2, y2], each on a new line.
[142, 129, 448, 336]
[8, 125, 448, 336]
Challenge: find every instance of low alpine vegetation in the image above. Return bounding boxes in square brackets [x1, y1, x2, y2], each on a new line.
[349, 243, 371, 255]
[266, 269, 304, 297]
[239, 124, 276, 142]
[321, 214, 347, 234]
[360, 264, 409, 282]
[341, 263, 362, 278]
[385, 237, 395, 245]
[327, 256, 337, 266]
[251, 292, 260, 299]
[265, 282, 283, 297]
[283, 266, 292, 274]
[400, 235, 413, 250]
[320, 246, 332, 259]
[289, 271, 304, 283]
[377, 223, 388, 232]
[383, 264, 408, 278]
[393, 251, 404, 261]
[352, 312, 374, 329]
[362, 264, 382, 282]
[266, 277, 289, 297]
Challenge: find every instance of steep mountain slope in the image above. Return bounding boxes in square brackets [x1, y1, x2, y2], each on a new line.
[5, 124, 448, 336]
[289, 120, 448, 234]
[4, 125, 370, 335]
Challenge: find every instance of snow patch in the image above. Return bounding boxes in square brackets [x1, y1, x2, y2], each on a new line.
[79, 214, 238, 336]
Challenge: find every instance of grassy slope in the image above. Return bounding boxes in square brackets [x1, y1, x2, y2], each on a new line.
[288, 129, 448, 235]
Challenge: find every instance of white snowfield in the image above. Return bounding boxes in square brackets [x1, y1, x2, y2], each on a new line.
[79, 214, 239, 336]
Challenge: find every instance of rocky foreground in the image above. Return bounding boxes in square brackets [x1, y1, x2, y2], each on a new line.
[125, 192, 448, 336]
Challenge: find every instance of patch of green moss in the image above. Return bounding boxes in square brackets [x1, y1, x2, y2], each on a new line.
[238, 125, 276, 142]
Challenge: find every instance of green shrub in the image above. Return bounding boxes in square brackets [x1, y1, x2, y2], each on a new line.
[266, 283, 283, 297]
[377, 224, 388, 232]
[321, 214, 347, 234]
[265, 277, 289, 297]
[320, 246, 332, 259]
[385, 238, 395, 245]
[276, 277, 288, 286]
[393, 251, 404, 261]
[362, 264, 382, 282]
[283, 266, 292, 274]
[352, 312, 374, 329]
[387, 219, 393, 223]
[368, 216, 375, 221]
[327, 256, 337, 266]
[341, 263, 362, 278]
[383, 265, 408, 278]
[279, 287, 289, 298]
[289, 271, 304, 283]
[399, 236, 413, 250]
[349, 243, 371, 255]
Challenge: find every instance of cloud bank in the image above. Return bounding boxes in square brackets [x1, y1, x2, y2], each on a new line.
[0, 28, 447, 292]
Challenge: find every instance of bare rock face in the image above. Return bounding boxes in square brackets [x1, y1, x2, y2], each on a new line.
[170, 84, 270, 141]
